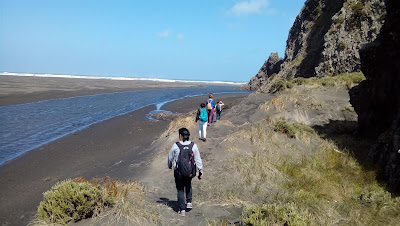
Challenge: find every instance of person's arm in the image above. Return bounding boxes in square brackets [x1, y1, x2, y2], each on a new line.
[192, 144, 203, 173]
[168, 143, 177, 169]
[195, 109, 200, 122]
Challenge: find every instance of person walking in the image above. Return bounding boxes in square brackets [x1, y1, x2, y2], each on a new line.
[168, 128, 203, 217]
[195, 103, 208, 141]
[206, 94, 215, 126]
[215, 100, 224, 121]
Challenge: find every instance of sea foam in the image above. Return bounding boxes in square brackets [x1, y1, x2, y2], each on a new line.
[0, 72, 246, 85]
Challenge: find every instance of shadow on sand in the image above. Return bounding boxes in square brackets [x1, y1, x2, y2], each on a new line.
[312, 119, 374, 169]
[157, 198, 193, 213]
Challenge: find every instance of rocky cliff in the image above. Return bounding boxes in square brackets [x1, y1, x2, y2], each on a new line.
[349, 0, 400, 193]
[247, 52, 283, 90]
[246, 0, 386, 90]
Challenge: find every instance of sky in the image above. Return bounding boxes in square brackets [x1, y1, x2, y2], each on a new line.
[0, 0, 305, 82]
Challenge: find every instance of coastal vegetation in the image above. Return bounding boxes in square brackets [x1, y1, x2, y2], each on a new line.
[267, 72, 365, 93]
[32, 177, 159, 225]
[33, 74, 399, 225]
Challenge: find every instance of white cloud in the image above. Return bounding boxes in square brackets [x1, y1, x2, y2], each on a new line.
[229, 0, 269, 16]
[176, 33, 184, 41]
[157, 29, 171, 38]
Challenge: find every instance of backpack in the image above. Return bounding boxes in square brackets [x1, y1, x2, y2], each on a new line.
[216, 104, 222, 112]
[175, 142, 196, 178]
[207, 100, 213, 110]
[199, 108, 208, 122]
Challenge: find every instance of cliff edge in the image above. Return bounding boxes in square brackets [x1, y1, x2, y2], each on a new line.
[350, 0, 400, 193]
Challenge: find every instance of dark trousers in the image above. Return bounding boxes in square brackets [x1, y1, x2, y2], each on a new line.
[174, 171, 192, 211]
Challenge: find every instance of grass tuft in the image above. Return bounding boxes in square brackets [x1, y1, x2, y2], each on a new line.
[243, 202, 314, 226]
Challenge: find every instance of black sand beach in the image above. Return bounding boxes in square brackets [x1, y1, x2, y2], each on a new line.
[0, 75, 248, 225]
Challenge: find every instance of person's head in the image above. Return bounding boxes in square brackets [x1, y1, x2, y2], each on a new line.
[209, 94, 213, 99]
[178, 128, 190, 141]
[200, 103, 206, 108]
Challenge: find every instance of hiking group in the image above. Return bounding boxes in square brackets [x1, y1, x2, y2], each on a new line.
[195, 94, 224, 142]
[167, 94, 224, 217]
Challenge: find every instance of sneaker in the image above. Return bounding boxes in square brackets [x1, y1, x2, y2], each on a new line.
[203, 138, 206, 142]
[178, 210, 185, 217]
[186, 202, 192, 209]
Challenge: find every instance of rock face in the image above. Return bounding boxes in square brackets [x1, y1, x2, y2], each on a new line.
[246, 53, 283, 90]
[350, 0, 400, 193]
[247, 0, 386, 90]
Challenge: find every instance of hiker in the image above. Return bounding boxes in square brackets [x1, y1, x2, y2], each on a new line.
[206, 94, 215, 125]
[168, 128, 203, 217]
[196, 103, 208, 141]
[215, 100, 224, 121]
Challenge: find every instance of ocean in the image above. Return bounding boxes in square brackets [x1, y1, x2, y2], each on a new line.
[0, 84, 249, 166]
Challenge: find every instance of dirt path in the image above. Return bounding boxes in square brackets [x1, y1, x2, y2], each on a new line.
[135, 93, 272, 225]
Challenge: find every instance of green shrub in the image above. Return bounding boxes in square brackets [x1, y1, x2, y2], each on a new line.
[243, 202, 314, 226]
[37, 179, 112, 224]
[269, 78, 287, 93]
[286, 81, 294, 89]
[274, 120, 296, 138]
[292, 77, 307, 85]
[269, 73, 278, 81]
[347, 0, 366, 29]
[335, 16, 345, 26]
[350, 0, 365, 18]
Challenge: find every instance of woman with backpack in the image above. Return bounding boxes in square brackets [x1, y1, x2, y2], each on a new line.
[206, 94, 215, 126]
[168, 128, 203, 217]
[195, 103, 208, 141]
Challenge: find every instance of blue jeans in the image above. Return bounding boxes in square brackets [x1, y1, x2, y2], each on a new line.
[216, 110, 221, 120]
[174, 171, 192, 211]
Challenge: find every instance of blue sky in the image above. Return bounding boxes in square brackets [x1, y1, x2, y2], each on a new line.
[0, 0, 305, 82]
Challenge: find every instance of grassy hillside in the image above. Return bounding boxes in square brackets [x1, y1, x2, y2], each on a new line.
[33, 73, 400, 225]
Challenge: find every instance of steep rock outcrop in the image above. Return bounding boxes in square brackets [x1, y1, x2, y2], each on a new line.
[279, 0, 345, 78]
[315, 0, 386, 76]
[247, 0, 386, 91]
[349, 0, 400, 192]
[246, 53, 283, 90]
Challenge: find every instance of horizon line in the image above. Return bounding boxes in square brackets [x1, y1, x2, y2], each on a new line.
[1, 72, 248, 85]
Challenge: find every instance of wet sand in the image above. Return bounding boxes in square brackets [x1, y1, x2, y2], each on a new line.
[0, 74, 205, 106]
[0, 75, 248, 225]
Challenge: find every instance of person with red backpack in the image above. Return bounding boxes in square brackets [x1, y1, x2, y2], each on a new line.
[168, 128, 203, 217]
[195, 103, 208, 141]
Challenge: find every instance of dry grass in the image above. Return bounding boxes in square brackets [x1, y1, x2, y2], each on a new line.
[161, 114, 195, 138]
[30, 177, 161, 225]
[86, 178, 161, 225]
[263, 72, 365, 94]
[222, 118, 400, 225]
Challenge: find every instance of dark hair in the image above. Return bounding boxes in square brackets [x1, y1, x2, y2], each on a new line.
[200, 103, 206, 108]
[179, 128, 190, 141]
